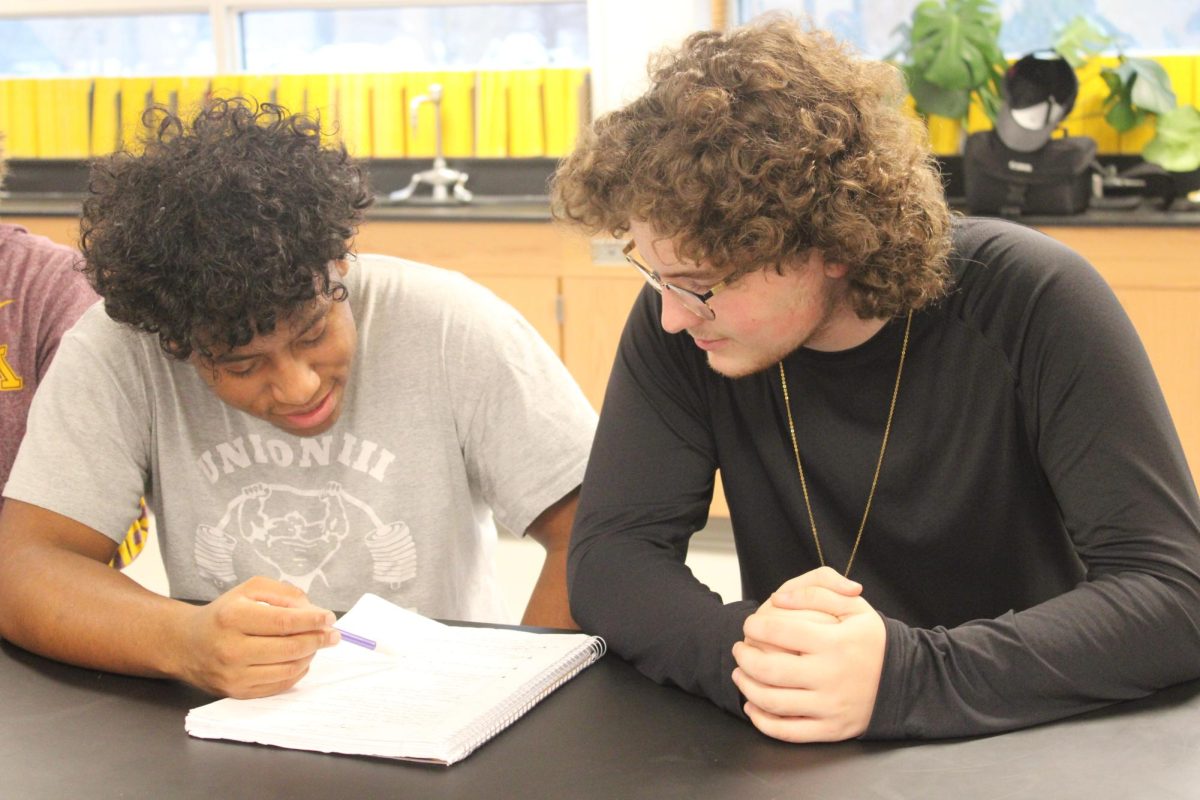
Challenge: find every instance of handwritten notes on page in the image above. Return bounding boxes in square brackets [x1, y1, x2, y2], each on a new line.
[185, 593, 605, 765]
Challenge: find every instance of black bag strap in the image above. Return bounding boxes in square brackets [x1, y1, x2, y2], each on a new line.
[1001, 181, 1029, 216]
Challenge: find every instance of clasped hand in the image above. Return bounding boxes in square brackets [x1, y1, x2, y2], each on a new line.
[177, 576, 340, 699]
[732, 566, 885, 743]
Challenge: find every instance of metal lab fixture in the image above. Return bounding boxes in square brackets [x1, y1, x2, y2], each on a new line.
[388, 83, 473, 204]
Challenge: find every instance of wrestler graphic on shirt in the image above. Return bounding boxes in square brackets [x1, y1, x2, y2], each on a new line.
[195, 481, 416, 594]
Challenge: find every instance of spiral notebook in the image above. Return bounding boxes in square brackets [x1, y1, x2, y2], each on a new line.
[184, 593, 605, 765]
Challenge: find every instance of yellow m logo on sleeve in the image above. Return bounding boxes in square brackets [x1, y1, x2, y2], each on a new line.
[0, 344, 23, 391]
[0, 300, 24, 390]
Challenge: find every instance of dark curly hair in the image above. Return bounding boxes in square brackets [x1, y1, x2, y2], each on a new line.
[80, 97, 373, 360]
[551, 16, 952, 318]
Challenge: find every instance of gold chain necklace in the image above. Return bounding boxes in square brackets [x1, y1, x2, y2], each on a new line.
[777, 309, 913, 578]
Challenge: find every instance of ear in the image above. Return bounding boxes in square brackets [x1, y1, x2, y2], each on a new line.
[821, 257, 850, 279]
[332, 259, 351, 278]
[799, 249, 849, 279]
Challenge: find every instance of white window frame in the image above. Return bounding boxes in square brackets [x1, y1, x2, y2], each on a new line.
[0, 0, 589, 73]
[0, 0, 714, 116]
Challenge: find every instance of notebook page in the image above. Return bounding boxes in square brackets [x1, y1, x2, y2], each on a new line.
[185, 594, 603, 764]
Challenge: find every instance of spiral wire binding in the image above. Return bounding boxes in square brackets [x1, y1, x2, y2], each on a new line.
[449, 636, 607, 764]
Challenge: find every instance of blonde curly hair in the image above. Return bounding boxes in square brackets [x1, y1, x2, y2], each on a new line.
[551, 16, 952, 318]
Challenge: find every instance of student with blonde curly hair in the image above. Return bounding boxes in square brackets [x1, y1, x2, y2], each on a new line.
[554, 17, 1200, 742]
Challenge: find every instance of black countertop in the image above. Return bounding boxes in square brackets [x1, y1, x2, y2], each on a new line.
[8, 194, 1198, 227]
[3, 156, 1198, 227]
[6, 637, 1200, 800]
[0, 192, 560, 223]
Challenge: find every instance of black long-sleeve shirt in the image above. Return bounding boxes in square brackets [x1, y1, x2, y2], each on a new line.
[568, 217, 1200, 738]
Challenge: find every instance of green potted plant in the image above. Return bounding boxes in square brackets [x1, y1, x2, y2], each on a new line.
[891, 0, 1009, 124]
[1059, 16, 1200, 197]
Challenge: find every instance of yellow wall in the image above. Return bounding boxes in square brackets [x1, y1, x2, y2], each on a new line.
[0, 69, 590, 159]
[2, 55, 1196, 159]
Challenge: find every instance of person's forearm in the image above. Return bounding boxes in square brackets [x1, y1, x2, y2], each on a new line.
[0, 534, 338, 697]
[867, 569, 1200, 739]
[569, 524, 757, 715]
[522, 546, 578, 629]
[522, 489, 581, 629]
[0, 538, 192, 680]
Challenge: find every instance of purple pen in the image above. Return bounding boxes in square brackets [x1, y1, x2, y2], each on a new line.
[335, 628, 377, 651]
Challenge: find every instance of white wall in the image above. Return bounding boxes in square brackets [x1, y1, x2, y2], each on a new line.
[586, 0, 713, 115]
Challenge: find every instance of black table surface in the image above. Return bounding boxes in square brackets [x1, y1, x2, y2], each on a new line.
[4, 637, 1200, 799]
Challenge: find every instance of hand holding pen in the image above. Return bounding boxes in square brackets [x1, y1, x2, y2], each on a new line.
[172, 576, 340, 699]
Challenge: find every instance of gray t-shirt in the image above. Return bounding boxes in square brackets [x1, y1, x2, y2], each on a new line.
[6, 253, 596, 621]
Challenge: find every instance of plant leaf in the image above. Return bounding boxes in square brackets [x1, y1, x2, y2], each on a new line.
[1143, 105, 1200, 172]
[1105, 101, 1144, 132]
[908, 70, 970, 118]
[1127, 58, 1178, 115]
[924, 24, 976, 90]
[908, 0, 1004, 92]
[1100, 69, 1123, 94]
[1054, 15, 1117, 68]
[1100, 60, 1155, 133]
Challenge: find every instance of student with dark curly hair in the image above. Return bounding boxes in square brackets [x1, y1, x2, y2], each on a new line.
[0, 99, 595, 699]
[554, 17, 1200, 742]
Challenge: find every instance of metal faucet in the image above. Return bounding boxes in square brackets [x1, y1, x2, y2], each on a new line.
[387, 84, 473, 204]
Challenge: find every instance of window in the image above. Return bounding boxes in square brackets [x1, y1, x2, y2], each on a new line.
[0, 14, 215, 77]
[241, 3, 588, 73]
[0, 2, 588, 78]
[737, 0, 1200, 57]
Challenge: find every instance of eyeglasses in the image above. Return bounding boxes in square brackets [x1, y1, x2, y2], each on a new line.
[622, 240, 727, 321]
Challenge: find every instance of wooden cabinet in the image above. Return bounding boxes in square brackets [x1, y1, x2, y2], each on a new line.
[11, 213, 1199, 507]
[352, 220, 583, 356]
[6, 215, 79, 249]
[560, 272, 644, 406]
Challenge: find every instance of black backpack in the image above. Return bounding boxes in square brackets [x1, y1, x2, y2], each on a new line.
[963, 130, 1097, 216]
